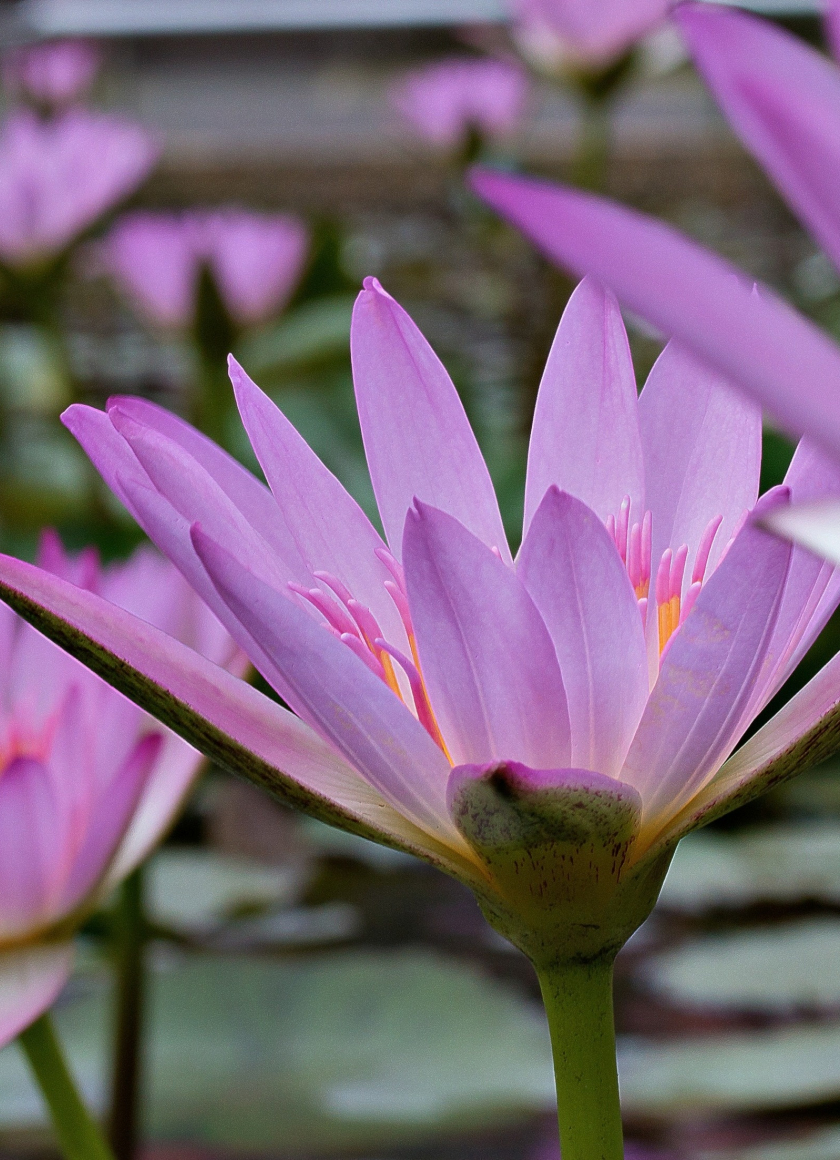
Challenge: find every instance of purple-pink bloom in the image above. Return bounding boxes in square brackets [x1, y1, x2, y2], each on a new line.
[0, 532, 243, 1048]
[0, 109, 157, 269]
[0, 277, 835, 963]
[106, 208, 309, 329]
[511, 0, 672, 69]
[2, 40, 100, 109]
[390, 57, 529, 148]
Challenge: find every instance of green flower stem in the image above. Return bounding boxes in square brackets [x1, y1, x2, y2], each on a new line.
[108, 865, 147, 1160]
[19, 1012, 116, 1160]
[571, 95, 612, 192]
[537, 955, 624, 1160]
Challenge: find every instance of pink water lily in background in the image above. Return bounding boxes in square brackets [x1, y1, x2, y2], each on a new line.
[106, 208, 309, 329]
[390, 57, 529, 149]
[511, 0, 672, 70]
[0, 532, 243, 1049]
[1, 39, 101, 109]
[0, 109, 157, 269]
[0, 276, 836, 956]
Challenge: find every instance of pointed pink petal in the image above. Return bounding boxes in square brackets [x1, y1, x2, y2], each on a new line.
[0, 945, 74, 1050]
[0, 758, 64, 941]
[524, 277, 643, 533]
[678, 3, 840, 274]
[517, 487, 648, 775]
[656, 646, 840, 850]
[190, 524, 461, 847]
[621, 520, 791, 828]
[470, 168, 840, 463]
[229, 357, 407, 650]
[350, 278, 509, 561]
[402, 502, 571, 770]
[0, 553, 470, 871]
[639, 341, 762, 580]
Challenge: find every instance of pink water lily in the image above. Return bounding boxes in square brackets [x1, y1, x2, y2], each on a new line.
[390, 57, 529, 149]
[0, 533, 243, 1049]
[511, 0, 672, 70]
[2, 40, 101, 109]
[106, 208, 309, 330]
[0, 278, 835, 976]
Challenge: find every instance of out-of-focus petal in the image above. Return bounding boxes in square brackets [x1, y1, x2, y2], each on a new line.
[524, 277, 643, 533]
[764, 499, 840, 567]
[191, 525, 465, 850]
[621, 521, 791, 833]
[469, 168, 840, 464]
[203, 210, 308, 326]
[678, 3, 840, 274]
[0, 758, 63, 941]
[350, 278, 509, 561]
[0, 945, 74, 1050]
[403, 502, 570, 770]
[639, 341, 762, 581]
[0, 553, 472, 873]
[518, 488, 647, 775]
[513, 0, 671, 66]
[105, 213, 198, 329]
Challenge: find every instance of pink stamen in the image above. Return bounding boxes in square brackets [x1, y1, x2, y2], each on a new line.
[347, 598, 385, 649]
[288, 582, 359, 639]
[680, 580, 702, 624]
[638, 596, 648, 629]
[313, 570, 354, 607]
[641, 512, 652, 586]
[627, 522, 641, 591]
[341, 632, 386, 680]
[692, 514, 724, 585]
[384, 579, 413, 637]
[376, 638, 441, 742]
[670, 544, 689, 601]
[617, 496, 631, 562]
[655, 548, 672, 608]
[374, 546, 406, 592]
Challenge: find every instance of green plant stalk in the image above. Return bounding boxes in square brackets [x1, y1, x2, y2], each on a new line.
[537, 956, 623, 1160]
[571, 94, 612, 192]
[108, 865, 146, 1160]
[19, 1012, 116, 1160]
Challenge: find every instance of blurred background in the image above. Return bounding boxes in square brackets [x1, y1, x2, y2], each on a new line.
[3, 1, 840, 1158]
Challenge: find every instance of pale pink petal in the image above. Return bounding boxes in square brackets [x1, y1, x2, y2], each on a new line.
[514, 0, 671, 65]
[0, 758, 64, 941]
[517, 487, 648, 775]
[764, 499, 840, 567]
[524, 277, 643, 533]
[191, 524, 462, 847]
[638, 341, 762, 583]
[0, 945, 74, 1051]
[402, 502, 571, 770]
[678, 3, 840, 275]
[620, 521, 791, 829]
[469, 168, 840, 464]
[350, 278, 509, 561]
[0, 553, 472, 873]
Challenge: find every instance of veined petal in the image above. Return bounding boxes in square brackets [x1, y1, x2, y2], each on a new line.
[229, 357, 406, 648]
[678, 3, 840, 274]
[518, 488, 647, 775]
[639, 341, 762, 582]
[403, 502, 571, 770]
[524, 277, 643, 533]
[621, 520, 791, 832]
[650, 646, 840, 855]
[470, 168, 840, 463]
[350, 278, 509, 562]
[0, 554, 476, 877]
[190, 524, 464, 850]
[0, 945, 74, 1049]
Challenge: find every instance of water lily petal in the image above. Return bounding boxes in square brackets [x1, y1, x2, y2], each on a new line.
[524, 277, 643, 533]
[350, 278, 509, 561]
[678, 2, 840, 274]
[639, 341, 762, 582]
[764, 499, 840, 568]
[621, 520, 791, 831]
[470, 168, 840, 463]
[229, 357, 406, 648]
[0, 758, 63, 941]
[190, 524, 463, 849]
[0, 945, 74, 1049]
[518, 487, 648, 775]
[403, 501, 571, 770]
[0, 553, 469, 872]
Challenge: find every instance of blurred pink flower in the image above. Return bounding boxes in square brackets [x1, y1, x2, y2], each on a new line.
[391, 57, 529, 148]
[0, 109, 157, 269]
[0, 531, 243, 1048]
[511, 0, 672, 70]
[2, 40, 100, 108]
[106, 208, 309, 329]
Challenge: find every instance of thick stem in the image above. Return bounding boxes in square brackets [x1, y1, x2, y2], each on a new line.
[19, 1013, 116, 1160]
[571, 96, 611, 192]
[536, 956, 623, 1160]
[108, 865, 146, 1160]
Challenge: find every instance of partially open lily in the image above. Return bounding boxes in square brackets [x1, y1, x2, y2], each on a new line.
[1, 278, 840, 1158]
